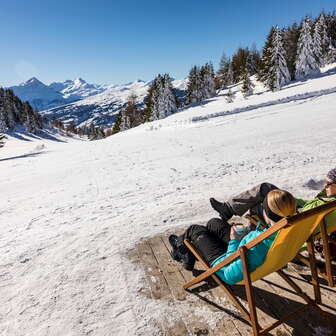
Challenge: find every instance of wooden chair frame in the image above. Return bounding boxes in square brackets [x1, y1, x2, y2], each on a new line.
[183, 201, 336, 336]
[296, 218, 336, 287]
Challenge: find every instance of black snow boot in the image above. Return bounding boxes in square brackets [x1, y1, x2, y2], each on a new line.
[168, 235, 196, 271]
[169, 234, 185, 262]
[210, 198, 234, 222]
[181, 250, 196, 271]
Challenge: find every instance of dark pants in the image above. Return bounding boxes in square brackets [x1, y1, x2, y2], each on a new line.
[179, 218, 231, 266]
[228, 182, 279, 221]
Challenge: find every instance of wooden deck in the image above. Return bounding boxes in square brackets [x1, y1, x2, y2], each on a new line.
[128, 231, 336, 336]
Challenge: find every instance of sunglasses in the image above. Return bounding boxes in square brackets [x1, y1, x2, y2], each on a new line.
[325, 181, 336, 188]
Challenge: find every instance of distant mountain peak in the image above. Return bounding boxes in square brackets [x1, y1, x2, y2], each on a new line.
[21, 77, 44, 86]
[74, 77, 86, 84]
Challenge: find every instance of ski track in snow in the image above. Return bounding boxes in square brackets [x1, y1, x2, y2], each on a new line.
[1, 68, 336, 335]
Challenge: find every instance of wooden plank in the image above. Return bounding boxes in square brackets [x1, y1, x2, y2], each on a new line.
[137, 241, 171, 300]
[148, 236, 187, 301]
[160, 235, 220, 336]
[136, 240, 190, 336]
[262, 269, 336, 334]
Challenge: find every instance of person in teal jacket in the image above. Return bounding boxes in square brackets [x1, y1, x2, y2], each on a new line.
[169, 189, 296, 285]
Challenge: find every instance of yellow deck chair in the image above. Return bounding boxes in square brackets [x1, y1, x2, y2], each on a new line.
[183, 200, 336, 336]
[246, 208, 336, 287]
[311, 217, 336, 286]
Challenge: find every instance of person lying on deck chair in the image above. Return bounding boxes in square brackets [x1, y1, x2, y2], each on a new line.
[210, 167, 336, 238]
[169, 189, 296, 285]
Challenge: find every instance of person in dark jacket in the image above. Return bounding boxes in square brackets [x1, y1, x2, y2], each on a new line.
[169, 190, 296, 284]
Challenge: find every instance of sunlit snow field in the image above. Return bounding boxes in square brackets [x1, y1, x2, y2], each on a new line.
[1, 64, 336, 335]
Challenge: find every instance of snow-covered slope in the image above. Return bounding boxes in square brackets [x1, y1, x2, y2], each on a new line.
[40, 79, 187, 127]
[1, 64, 336, 335]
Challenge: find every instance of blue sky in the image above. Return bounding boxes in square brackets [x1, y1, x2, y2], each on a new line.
[0, 0, 335, 86]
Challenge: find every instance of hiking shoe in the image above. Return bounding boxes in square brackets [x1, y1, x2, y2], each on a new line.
[169, 234, 195, 271]
[169, 234, 185, 262]
[182, 251, 196, 271]
[210, 198, 234, 221]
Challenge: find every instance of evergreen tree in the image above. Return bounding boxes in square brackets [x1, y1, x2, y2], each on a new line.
[295, 18, 320, 79]
[227, 63, 234, 86]
[144, 74, 178, 121]
[325, 42, 336, 64]
[186, 66, 202, 104]
[226, 89, 235, 103]
[326, 11, 336, 50]
[186, 63, 215, 104]
[246, 43, 261, 75]
[112, 112, 122, 134]
[283, 23, 300, 80]
[241, 69, 254, 98]
[119, 92, 142, 130]
[200, 63, 215, 99]
[0, 89, 8, 132]
[269, 27, 291, 90]
[231, 47, 249, 82]
[313, 13, 329, 66]
[0, 88, 42, 133]
[258, 26, 276, 84]
[215, 53, 232, 89]
[143, 83, 155, 122]
[119, 108, 131, 131]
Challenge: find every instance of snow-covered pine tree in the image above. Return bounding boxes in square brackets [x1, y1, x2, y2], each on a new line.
[295, 18, 320, 79]
[231, 47, 249, 83]
[0, 88, 7, 132]
[120, 108, 131, 131]
[258, 27, 276, 84]
[3, 90, 18, 129]
[143, 80, 156, 122]
[227, 63, 234, 86]
[186, 66, 202, 104]
[112, 112, 122, 134]
[119, 92, 142, 129]
[241, 69, 254, 98]
[325, 42, 336, 64]
[215, 53, 231, 89]
[96, 127, 105, 140]
[0, 88, 42, 133]
[23, 102, 38, 133]
[283, 23, 300, 80]
[200, 63, 215, 99]
[226, 89, 235, 103]
[326, 11, 336, 51]
[146, 74, 178, 121]
[269, 26, 291, 91]
[246, 44, 260, 76]
[160, 74, 179, 118]
[313, 13, 329, 66]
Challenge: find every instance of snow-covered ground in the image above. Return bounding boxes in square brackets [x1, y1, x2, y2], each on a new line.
[1, 64, 336, 335]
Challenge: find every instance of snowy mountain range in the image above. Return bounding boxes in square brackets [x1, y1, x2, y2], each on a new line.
[9, 77, 108, 111]
[9, 77, 187, 127]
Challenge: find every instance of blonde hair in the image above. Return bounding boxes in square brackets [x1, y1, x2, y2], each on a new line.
[267, 189, 296, 218]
